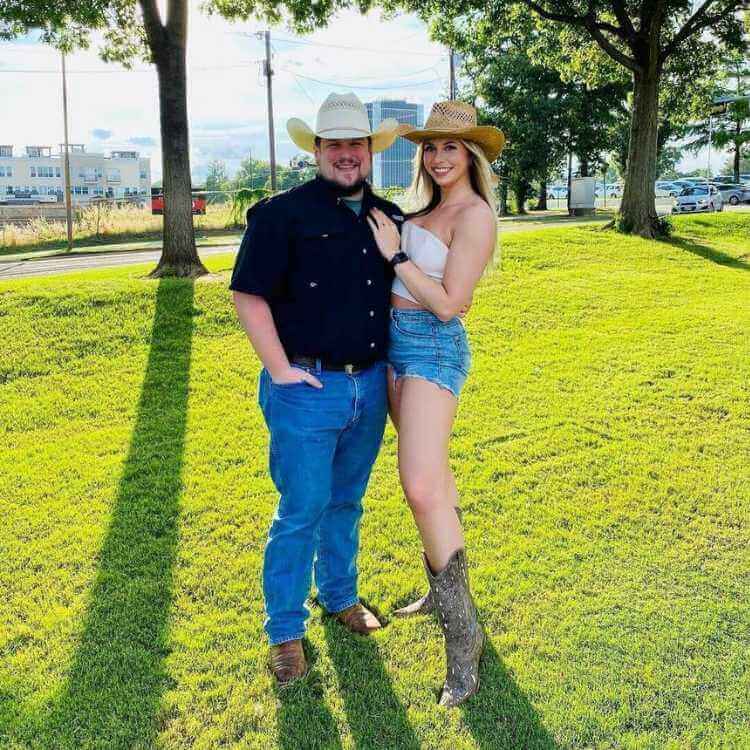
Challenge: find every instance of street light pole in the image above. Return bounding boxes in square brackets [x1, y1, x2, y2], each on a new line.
[61, 52, 73, 252]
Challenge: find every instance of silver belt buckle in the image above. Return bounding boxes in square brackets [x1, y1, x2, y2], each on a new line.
[344, 364, 354, 374]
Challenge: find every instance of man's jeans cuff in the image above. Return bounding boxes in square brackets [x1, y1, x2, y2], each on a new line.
[268, 631, 306, 647]
[324, 595, 360, 615]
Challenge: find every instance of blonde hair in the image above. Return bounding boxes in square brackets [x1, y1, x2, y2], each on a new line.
[405, 138, 499, 268]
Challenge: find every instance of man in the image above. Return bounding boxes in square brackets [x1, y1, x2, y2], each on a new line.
[230, 93, 403, 685]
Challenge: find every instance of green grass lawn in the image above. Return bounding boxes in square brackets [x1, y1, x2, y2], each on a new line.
[1, 214, 748, 749]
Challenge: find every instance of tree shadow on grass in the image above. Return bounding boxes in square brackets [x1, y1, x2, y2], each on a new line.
[665, 236, 750, 271]
[461, 639, 558, 749]
[275, 640, 344, 750]
[322, 617, 421, 750]
[34, 278, 196, 748]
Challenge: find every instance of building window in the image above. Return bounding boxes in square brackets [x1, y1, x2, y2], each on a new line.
[0, 167, 4, 177]
[107, 168, 121, 183]
[30, 166, 36, 177]
[55, 167, 61, 178]
[140, 170, 148, 180]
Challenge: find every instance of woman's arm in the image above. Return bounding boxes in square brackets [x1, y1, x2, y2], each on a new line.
[368, 206, 495, 322]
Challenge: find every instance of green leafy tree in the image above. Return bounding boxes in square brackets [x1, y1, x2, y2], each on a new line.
[3, 0, 356, 276]
[389, 0, 747, 238]
[205, 159, 230, 203]
[684, 55, 750, 183]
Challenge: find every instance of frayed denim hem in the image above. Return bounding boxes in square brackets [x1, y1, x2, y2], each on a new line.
[325, 596, 360, 615]
[392, 371, 460, 399]
[268, 631, 306, 647]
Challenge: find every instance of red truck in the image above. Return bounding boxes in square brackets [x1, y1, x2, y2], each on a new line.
[151, 188, 206, 215]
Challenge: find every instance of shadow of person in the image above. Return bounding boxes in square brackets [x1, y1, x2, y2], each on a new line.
[275, 639, 344, 750]
[33, 278, 196, 748]
[322, 616, 421, 750]
[460, 639, 558, 750]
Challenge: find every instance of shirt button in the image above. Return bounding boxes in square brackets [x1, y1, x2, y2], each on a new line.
[370, 342, 375, 348]
[369, 310, 374, 317]
[367, 279, 372, 286]
[362, 248, 367, 254]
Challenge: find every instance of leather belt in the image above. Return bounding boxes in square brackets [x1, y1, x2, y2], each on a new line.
[291, 355, 377, 374]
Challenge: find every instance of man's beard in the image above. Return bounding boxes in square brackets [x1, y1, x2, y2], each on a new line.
[318, 172, 368, 196]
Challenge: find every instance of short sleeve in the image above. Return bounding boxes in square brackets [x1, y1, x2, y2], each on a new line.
[229, 199, 291, 300]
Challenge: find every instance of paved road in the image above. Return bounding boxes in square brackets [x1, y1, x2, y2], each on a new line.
[0, 244, 237, 280]
[0, 215, 611, 280]
[1, 204, 746, 280]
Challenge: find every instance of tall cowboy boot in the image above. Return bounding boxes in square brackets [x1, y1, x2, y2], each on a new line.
[393, 507, 462, 618]
[425, 548, 485, 707]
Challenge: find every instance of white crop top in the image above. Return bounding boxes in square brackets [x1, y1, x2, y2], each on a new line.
[391, 222, 449, 303]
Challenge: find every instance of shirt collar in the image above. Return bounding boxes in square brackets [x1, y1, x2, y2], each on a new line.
[313, 174, 376, 211]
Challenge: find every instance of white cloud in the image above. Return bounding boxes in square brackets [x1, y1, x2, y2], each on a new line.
[0, 4, 448, 180]
[0, 4, 727, 180]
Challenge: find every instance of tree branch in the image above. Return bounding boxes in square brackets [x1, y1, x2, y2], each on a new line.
[138, 0, 165, 53]
[523, 1, 637, 68]
[523, 0, 588, 27]
[166, 0, 188, 44]
[660, 0, 716, 60]
[611, 0, 637, 40]
[585, 17, 640, 72]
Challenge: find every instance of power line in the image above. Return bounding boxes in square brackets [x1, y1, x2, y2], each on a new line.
[0, 60, 264, 74]
[232, 31, 443, 58]
[279, 69, 443, 90]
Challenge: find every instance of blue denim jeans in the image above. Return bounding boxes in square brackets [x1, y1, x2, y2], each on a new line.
[257, 360, 388, 645]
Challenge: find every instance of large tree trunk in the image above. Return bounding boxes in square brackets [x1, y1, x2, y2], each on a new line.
[513, 178, 529, 214]
[498, 179, 508, 216]
[143, 0, 207, 278]
[536, 178, 548, 210]
[619, 65, 663, 238]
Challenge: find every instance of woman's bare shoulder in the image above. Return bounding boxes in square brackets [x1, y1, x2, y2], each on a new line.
[455, 199, 495, 233]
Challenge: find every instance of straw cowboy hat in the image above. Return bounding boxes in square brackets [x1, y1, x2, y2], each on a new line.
[287, 93, 400, 154]
[398, 101, 506, 162]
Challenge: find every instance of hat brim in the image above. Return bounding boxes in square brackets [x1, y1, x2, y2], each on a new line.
[287, 117, 400, 154]
[398, 124, 506, 162]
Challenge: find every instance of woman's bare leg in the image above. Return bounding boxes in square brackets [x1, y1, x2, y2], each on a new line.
[397, 377, 463, 571]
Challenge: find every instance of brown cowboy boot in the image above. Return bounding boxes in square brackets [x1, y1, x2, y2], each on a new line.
[333, 602, 382, 634]
[425, 548, 485, 708]
[269, 639, 308, 685]
[393, 507, 463, 618]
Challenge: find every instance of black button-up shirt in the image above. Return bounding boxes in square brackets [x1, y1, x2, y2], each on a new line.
[229, 176, 403, 364]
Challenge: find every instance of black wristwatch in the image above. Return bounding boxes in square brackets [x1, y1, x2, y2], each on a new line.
[390, 251, 409, 268]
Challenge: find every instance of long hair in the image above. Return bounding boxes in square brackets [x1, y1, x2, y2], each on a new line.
[405, 138, 499, 267]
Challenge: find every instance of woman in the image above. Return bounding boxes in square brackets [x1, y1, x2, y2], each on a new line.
[366, 100, 504, 708]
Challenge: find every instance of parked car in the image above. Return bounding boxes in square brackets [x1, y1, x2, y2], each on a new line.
[595, 183, 622, 198]
[672, 184, 723, 214]
[546, 185, 568, 200]
[655, 181, 680, 197]
[713, 183, 750, 205]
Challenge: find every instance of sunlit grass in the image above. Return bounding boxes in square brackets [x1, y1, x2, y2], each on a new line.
[0, 213, 748, 748]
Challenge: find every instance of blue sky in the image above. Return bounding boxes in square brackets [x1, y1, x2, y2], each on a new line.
[0, 3, 717, 181]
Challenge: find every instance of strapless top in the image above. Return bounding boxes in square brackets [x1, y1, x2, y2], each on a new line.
[391, 222, 449, 304]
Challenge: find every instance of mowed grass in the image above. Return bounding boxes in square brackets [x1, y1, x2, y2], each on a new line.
[0, 213, 749, 749]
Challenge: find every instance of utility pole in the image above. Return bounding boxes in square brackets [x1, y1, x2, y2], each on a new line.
[449, 48, 456, 99]
[263, 30, 277, 192]
[61, 52, 73, 252]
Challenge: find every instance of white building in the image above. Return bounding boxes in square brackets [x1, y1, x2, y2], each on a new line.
[0, 144, 151, 204]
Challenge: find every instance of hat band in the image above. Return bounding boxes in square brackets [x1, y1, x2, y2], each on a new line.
[317, 126, 371, 136]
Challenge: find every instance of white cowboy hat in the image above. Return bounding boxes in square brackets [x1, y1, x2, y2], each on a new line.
[398, 100, 506, 162]
[287, 93, 400, 154]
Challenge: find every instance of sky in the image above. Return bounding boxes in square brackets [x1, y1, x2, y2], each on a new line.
[0, 2, 722, 182]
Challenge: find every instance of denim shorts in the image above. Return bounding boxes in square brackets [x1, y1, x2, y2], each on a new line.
[388, 308, 471, 398]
